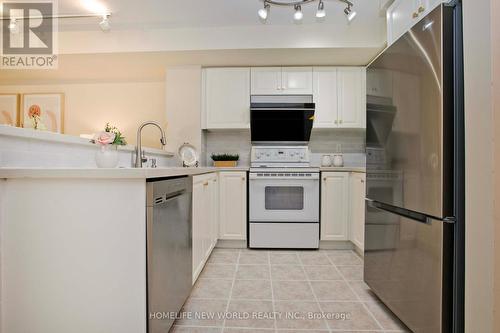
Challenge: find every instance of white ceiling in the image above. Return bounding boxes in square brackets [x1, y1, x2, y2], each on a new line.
[58, 0, 385, 30]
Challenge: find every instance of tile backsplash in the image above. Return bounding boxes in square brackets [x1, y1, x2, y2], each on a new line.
[203, 129, 365, 167]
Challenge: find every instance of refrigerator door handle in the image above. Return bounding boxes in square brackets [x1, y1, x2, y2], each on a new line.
[366, 199, 433, 224]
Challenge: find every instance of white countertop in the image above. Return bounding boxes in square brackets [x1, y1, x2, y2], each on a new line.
[0, 167, 250, 179]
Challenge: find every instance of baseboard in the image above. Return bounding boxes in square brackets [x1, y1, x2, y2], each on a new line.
[319, 240, 354, 250]
[351, 243, 364, 258]
[216, 239, 247, 249]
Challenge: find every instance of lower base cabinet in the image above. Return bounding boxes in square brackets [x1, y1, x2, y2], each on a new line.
[320, 171, 366, 250]
[192, 173, 218, 284]
[192, 171, 247, 284]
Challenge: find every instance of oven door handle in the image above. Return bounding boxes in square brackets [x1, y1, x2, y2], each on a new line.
[249, 175, 320, 180]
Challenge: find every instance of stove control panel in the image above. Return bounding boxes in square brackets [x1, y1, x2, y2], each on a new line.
[251, 146, 310, 167]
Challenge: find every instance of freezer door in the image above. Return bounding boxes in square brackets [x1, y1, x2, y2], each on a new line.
[366, 5, 453, 218]
[364, 201, 452, 333]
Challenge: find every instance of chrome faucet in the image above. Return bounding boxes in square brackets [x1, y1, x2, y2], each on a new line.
[135, 121, 167, 168]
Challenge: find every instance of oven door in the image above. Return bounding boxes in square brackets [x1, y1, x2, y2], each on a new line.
[249, 172, 319, 222]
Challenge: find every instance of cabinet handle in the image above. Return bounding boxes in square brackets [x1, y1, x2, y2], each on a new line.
[339, 119, 343, 124]
[361, 179, 365, 183]
[213, 179, 217, 183]
[412, 12, 419, 18]
[323, 177, 327, 181]
[334, 120, 338, 125]
[418, 6, 425, 13]
[203, 182, 209, 186]
[242, 177, 246, 181]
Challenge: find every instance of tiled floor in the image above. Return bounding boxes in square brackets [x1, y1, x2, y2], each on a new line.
[171, 248, 410, 333]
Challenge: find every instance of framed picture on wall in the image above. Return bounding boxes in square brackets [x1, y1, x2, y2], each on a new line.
[21, 93, 64, 133]
[0, 94, 20, 127]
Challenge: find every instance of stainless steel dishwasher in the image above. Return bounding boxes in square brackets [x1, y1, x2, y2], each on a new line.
[146, 176, 192, 333]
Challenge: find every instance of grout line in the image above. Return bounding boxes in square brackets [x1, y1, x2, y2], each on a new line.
[298, 252, 331, 331]
[221, 249, 241, 330]
[267, 251, 278, 332]
[325, 252, 385, 331]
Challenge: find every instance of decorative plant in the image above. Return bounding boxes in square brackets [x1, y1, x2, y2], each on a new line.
[91, 123, 127, 146]
[211, 153, 239, 161]
[28, 104, 46, 130]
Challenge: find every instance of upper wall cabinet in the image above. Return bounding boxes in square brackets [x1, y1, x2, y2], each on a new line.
[312, 67, 366, 129]
[251, 67, 313, 95]
[387, 0, 449, 45]
[202, 68, 250, 129]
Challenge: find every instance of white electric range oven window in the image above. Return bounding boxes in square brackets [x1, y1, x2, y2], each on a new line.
[265, 186, 304, 210]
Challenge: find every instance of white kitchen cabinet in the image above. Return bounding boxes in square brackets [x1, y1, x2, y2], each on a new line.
[313, 67, 365, 129]
[349, 173, 366, 251]
[192, 173, 218, 283]
[321, 172, 350, 241]
[366, 69, 393, 98]
[281, 67, 313, 94]
[202, 68, 250, 129]
[251, 67, 313, 95]
[387, 0, 448, 45]
[219, 171, 247, 240]
[312, 67, 339, 128]
[337, 67, 366, 129]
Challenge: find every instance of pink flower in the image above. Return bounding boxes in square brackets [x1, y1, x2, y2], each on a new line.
[94, 131, 116, 145]
[28, 105, 41, 118]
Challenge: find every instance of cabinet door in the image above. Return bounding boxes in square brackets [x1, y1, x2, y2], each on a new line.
[219, 172, 247, 240]
[251, 67, 282, 95]
[192, 175, 207, 283]
[387, 0, 418, 44]
[312, 67, 339, 128]
[366, 69, 393, 98]
[349, 173, 366, 251]
[210, 175, 219, 249]
[337, 68, 366, 129]
[282, 67, 313, 94]
[321, 172, 350, 241]
[203, 68, 250, 129]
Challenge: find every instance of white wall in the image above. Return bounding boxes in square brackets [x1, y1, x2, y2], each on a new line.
[463, 0, 494, 331]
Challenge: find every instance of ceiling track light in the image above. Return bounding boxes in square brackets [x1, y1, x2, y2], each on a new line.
[344, 4, 357, 22]
[258, 1, 270, 20]
[293, 4, 303, 21]
[0, 12, 112, 32]
[99, 14, 111, 31]
[316, 0, 326, 18]
[257, 0, 355, 23]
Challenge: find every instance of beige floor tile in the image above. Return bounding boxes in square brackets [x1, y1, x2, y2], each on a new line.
[231, 279, 273, 300]
[272, 280, 315, 301]
[310, 280, 358, 301]
[190, 278, 233, 299]
[224, 300, 275, 329]
[276, 330, 328, 333]
[209, 250, 240, 264]
[303, 265, 343, 281]
[274, 301, 328, 330]
[236, 265, 270, 280]
[224, 329, 275, 333]
[270, 252, 300, 265]
[271, 265, 307, 280]
[326, 250, 363, 265]
[239, 250, 269, 265]
[337, 265, 364, 280]
[175, 298, 228, 327]
[200, 264, 237, 279]
[297, 251, 332, 265]
[364, 301, 410, 331]
[348, 281, 379, 301]
[170, 326, 222, 333]
[319, 301, 382, 331]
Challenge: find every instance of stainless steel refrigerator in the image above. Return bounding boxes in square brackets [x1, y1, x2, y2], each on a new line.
[365, 3, 464, 333]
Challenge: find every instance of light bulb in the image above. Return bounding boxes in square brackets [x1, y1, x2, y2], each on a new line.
[258, 3, 269, 20]
[316, 1, 326, 18]
[344, 6, 356, 22]
[294, 5, 303, 21]
[99, 15, 110, 31]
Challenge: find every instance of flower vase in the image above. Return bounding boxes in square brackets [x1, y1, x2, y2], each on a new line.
[95, 145, 119, 168]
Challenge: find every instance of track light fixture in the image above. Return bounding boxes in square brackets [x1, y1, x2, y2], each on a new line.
[316, 0, 326, 18]
[293, 5, 303, 21]
[99, 14, 111, 31]
[257, 0, 355, 23]
[258, 1, 270, 20]
[344, 4, 357, 22]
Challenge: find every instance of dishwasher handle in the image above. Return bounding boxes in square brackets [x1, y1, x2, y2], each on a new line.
[147, 176, 192, 207]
